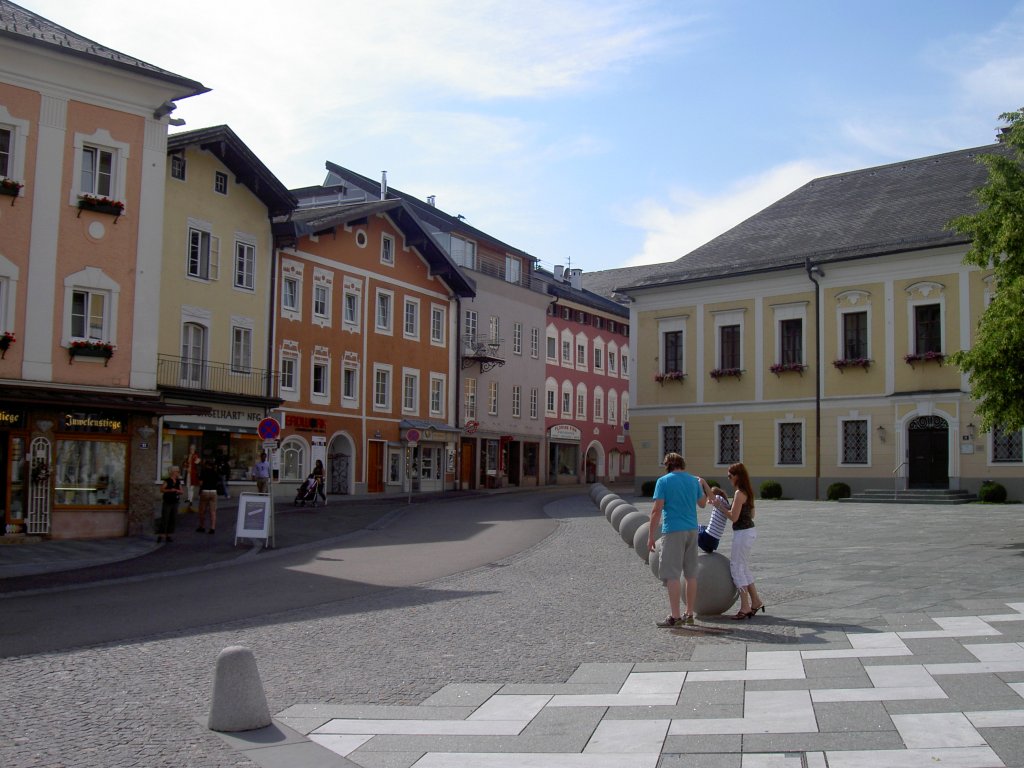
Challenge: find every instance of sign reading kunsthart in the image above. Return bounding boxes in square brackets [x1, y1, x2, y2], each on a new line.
[61, 413, 126, 433]
[548, 424, 581, 441]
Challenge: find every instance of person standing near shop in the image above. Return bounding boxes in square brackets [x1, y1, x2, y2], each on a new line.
[182, 444, 201, 513]
[252, 451, 271, 494]
[157, 465, 183, 543]
[648, 452, 708, 627]
[196, 457, 220, 534]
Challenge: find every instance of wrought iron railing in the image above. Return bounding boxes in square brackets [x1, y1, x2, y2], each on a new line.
[157, 354, 279, 398]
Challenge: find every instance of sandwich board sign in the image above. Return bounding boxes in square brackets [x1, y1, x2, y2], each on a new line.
[235, 491, 274, 548]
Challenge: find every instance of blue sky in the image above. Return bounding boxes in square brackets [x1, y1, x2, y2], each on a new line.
[22, 0, 1024, 272]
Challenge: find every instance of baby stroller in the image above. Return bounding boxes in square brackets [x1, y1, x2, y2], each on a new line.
[294, 475, 322, 507]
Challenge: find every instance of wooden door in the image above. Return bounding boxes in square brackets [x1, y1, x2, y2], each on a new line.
[367, 441, 384, 493]
[907, 416, 949, 489]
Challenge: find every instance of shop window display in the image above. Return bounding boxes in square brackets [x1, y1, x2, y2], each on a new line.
[54, 439, 126, 506]
[162, 431, 260, 485]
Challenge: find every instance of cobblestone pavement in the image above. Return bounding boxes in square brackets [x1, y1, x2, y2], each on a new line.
[2, 492, 1023, 768]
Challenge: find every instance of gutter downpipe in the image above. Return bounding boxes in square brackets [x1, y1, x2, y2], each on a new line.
[805, 258, 822, 501]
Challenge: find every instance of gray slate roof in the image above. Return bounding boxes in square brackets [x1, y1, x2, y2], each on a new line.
[0, 0, 207, 97]
[616, 142, 1014, 294]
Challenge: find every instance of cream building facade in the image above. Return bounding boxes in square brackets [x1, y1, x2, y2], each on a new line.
[616, 144, 1023, 500]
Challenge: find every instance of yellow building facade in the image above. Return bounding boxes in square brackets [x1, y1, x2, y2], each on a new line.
[621, 145, 1022, 499]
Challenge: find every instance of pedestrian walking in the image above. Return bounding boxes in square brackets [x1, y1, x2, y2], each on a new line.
[719, 462, 764, 620]
[195, 458, 219, 534]
[157, 466, 183, 543]
[648, 452, 708, 627]
[182, 444, 201, 512]
[252, 451, 271, 494]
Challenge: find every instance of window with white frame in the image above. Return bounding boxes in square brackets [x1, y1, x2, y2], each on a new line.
[561, 335, 572, 365]
[0, 108, 28, 192]
[381, 233, 395, 266]
[430, 305, 446, 345]
[376, 290, 393, 334]
[170, 153, 186, 181]
[342, 364, 358, 403]
[404, 298, 419, 339]
[505, 255, 521, 284]
[231, 326, 252, 374]
[530, 328, 539, 358]
[992, 426, 1023, 463]
[0, 127, 12, 179]
[512, 385, 521, 418]
[547, 333, 557, 361]
[608, 346, 617, 374]
[451, 236, 477, 269]
[429, 374, 445, 417]
[464, 309, 478, 345]
[621, 351, 629, 376]
[180, 322, 206, 386]
[545, 380, 557, 415]
[488, 381, 499, 415]
[594, 390, 604, 421]
[343, 290, 359, 327]
[80, 144, 114, 198]
[402, 371, 419, 413]
[576, 341, 586, 367]
[72, 130, 128, 207]
[561, 383, 572, 417]
[71, 289, 107, 341]
[373, 365, 392, 410]
[576, 384, 586, 419]
[841, 309, 869, 360]
[594, 345, 603, 371]
[841, 419, 868, 465]
[187, 227, 219, 281]
[312, 360, 329, 397]
[214, 171, 228, 195]
[513, 322, 522, 355]
[779, 318, 803, 365]
[280, 354, 297, 393]
[778, 422, 803, 465]
[0, 275, 10, 335]
[714, 310, 744, 371]
[464, 377, 477, 420]
[530, 387, 538, 419]
[607, 391, 617, 424]
[662, 425, 682, 456]
[621, 392, 629, 425]
[313, 284, 330, 321]
[234, 241, 255, 291]
[912, 302, 942, 356]
[718, 423, 740, 465]
[488, 316, 500, 345]
[282, 276, 300, 312]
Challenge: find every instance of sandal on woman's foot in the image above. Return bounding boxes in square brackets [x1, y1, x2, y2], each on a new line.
[732, 610, 751, 620]
[657, 615, 683, 628]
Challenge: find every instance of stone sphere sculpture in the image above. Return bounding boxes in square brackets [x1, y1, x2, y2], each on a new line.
[604, 498, 629, 522]
[633, 521, 652, 562]
[646, 547, 738, 616]
[598, 493, 622, 517]
[590, 484, 608, 503]
[610, 502, 637, 531]
[618, 509, 648, 546]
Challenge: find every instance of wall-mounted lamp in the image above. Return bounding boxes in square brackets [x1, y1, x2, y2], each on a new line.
[877, 424, 886, 443]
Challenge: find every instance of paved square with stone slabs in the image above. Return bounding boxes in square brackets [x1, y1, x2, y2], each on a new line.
[4, 494, 1024, 768]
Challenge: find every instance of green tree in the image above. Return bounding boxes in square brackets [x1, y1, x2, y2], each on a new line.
[948, 108, 1024, 432]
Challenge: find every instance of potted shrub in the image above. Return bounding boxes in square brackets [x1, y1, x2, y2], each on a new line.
[68, 340, 115, 365]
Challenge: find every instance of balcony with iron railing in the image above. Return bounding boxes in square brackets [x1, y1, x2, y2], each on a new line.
[461, 335, 505, 373]
[157, 354, 280, 401]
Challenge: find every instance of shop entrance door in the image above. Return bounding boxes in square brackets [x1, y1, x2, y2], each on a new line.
[367, 441, 384, 493]
[460, 439, 475, 490]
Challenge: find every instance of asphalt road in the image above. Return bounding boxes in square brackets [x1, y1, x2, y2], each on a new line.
[0, 489, 560, 658]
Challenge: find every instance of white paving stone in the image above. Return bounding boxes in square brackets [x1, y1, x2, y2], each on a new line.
[900, 616, 1002, 640]
[966, 709, 1024, 728]
[619, 671, 686, 695]
[964, 643, 1024, 662]
[824, 746, 1004, 768]
[547, 693, 680, 708]
[848, 632, 908, 649]
[308, 733, 373, 757]
[801, 647, 914, 660]
[892, 712, 987, 748]
[741, 755, 803, 767]
[584, 719, 669, 753]
[412, 754, 660, 768]
[668, 690, 816, 735]
[313, 718, 526, 736]
[1010, 682, 1024, 699]
[925, 661, 1024, 676]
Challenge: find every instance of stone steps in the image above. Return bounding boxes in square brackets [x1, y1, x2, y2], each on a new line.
[839, 488, 976, 505]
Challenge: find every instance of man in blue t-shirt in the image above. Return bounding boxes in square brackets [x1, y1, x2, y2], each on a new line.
[648, 452, 708, 627]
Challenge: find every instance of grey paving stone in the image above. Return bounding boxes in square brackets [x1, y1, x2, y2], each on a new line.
[745, 676, 870, 691]
[690, 644, 748, 662]
[496, 683, 619, 695]
[277, 704, 475, 721]
[802, 657, 866, 678]
[981, 726, 1024, 768]
[276, 716, 332, 734]
[566, 662, 634, 685]
[609, 703, 744, 719]
[343, 751, 423, 768]
[658, 752, 741, 767]
[418, 683, 501, 707]
[901, 637, 979, 661]
[741, 730, 907, 752]
[662, 733, 742, 753]
[240, 740, 357, 768]
[679, 680, 746, 705]
[813, 701, 897, 732]
[207, 718, 309, 751]
[632, 660, 742, 672]
[934, 673, 1024, 710]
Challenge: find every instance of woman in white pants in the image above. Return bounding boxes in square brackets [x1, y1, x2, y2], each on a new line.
[720, 463, 764, 620]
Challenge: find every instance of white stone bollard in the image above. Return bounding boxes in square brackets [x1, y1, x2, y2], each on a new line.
[618, 509, 648, 546]
[208, 645, 272, 732]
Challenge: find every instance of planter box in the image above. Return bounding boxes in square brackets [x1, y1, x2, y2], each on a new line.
[69, 346, 114, 366]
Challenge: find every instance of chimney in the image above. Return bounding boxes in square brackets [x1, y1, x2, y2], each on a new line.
[568, 269, 583, 290]
[554, 265, 564, 281]
[427, 195, 436, 207]
[380, 170, 388, 200]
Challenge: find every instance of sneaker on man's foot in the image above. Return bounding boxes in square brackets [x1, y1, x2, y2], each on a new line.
[682, 613, 695, 625]
[656, 615, 683, 628]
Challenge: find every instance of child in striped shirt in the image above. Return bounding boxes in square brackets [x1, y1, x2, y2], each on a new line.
[698, 485, 730, 553]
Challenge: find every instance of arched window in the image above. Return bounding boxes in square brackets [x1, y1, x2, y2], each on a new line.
[281, 437, 306, 482]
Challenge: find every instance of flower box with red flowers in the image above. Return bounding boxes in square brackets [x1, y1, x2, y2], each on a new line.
[0, 177, 24, 197]
[77, 194, 125, 218]
[654, 370, 686, 383]
[769, 362, 806, 376]
[69, 340, 115, 365]
[710, 367, 744, 381]
[0, 330, 14, 358]
[904, 351, 945, 367]
[833, 357, 872, 372]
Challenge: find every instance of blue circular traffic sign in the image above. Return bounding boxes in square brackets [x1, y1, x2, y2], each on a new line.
[258, 417, 281, 440]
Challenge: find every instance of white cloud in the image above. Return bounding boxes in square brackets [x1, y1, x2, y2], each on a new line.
[625, 160, 840, 267]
